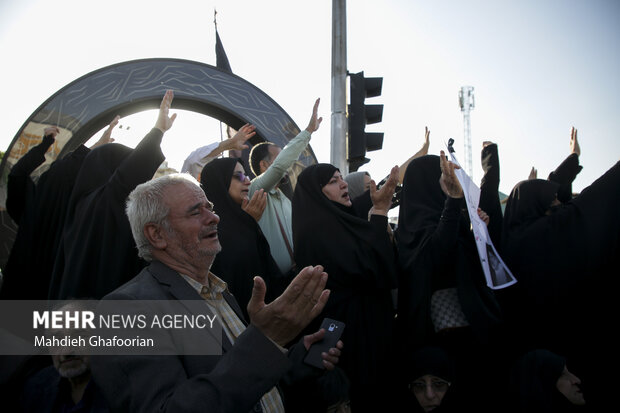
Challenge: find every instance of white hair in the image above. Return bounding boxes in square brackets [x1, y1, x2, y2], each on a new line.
[125, 173, 200, 261]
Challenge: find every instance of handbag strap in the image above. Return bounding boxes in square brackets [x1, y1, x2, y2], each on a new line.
[274, 210, 295, 265]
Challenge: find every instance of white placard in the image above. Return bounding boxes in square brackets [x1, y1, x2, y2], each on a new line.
[445, 143, 517, 289]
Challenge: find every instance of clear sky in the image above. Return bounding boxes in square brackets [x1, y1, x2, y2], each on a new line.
[1, 0, 619, 202]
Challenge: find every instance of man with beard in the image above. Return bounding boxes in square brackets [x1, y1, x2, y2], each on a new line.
[90, 173, 343, 412]
[19, 300, 109, 412]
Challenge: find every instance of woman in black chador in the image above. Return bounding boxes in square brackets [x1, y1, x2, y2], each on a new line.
[49, 91, 176, 300]
[500, 160, 620, 410]
[292, 163, 399, 412]
[200, 157, 284, 320]
[509, 349, 587, 413]
[395, 152, 505, 412]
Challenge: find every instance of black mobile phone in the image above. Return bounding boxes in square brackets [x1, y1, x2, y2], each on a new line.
[303, 318, 345, 369]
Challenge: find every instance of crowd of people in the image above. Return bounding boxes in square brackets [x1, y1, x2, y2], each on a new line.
[1, 89, 618, 412]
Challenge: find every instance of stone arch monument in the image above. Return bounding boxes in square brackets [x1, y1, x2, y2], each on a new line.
[0, 58, 317, 270]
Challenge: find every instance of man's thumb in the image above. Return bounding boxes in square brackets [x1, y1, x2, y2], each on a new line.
[247, 276, 266, 314]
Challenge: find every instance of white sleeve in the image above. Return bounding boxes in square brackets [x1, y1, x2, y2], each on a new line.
[181, 142, 220, 177]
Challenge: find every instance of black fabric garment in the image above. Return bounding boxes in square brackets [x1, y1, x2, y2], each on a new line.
[5, 134, 55, 224]
[478, 143, 503, 247]
[351, 190, 372, 220]
[200, 158, 285, 321]
[281, 366, 351, 413]
[395, 155, 505, 413]
[502, 179, 560, 237]
[499, 162, 620, 409]
[1, 143, 90, 300]
[548, 153, 582, 203]
[499, 179, 587, 356]
[48, 129, 165, 300]
[20, 365, 110, 413]
[292, 163, 398, 412]
[0, 331, 51, 413]
[508, 349, 586, 413]
[407, 346, 455, 385]
[278, 174, 295, 201]
[395, 155, 503, 349]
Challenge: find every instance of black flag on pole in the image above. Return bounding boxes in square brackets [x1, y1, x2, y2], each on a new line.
[215, 30, 232, 73]
[214, 10, 242, 160]
[215, 27, 236, 142]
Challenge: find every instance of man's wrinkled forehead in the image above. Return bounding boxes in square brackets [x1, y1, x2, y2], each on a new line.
[164, 182, 208, 211]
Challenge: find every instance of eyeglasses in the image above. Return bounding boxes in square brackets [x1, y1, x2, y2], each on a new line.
[232, 171, 249, 182]
[409, 380, 451, 394]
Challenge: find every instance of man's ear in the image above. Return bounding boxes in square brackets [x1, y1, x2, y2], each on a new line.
[259, 159, 270, 174]
[144, 223, 167, 250]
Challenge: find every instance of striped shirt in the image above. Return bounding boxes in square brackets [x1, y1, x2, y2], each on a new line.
[181, 272, 285, 413]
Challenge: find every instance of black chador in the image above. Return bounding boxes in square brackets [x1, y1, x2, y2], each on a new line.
[49, 129, 165, 300]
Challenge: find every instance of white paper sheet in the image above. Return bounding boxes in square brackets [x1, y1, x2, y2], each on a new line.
[445, 142, 517, 289]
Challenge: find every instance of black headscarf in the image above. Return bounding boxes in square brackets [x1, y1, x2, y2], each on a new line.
[292, 163, 398, 411]
[396, 155, 449, 245]
[200, 158, 284, 320]
[403, 346, 458, 413]
[293, 163, 396, 290]
[49, 129, 165, 300]
[502, 179, 560, 238]
[408, 346, 455, 384]
[396, 155, 502, 350]
[509, 349, 574, 413]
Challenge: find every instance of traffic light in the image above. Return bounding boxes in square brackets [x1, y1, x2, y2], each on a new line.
[347, 71, 384, 172]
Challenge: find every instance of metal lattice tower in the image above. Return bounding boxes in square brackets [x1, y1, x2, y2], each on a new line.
[459, 86, 475, 179]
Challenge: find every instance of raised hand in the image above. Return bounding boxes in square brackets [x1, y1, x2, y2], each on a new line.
[570, 126, 580, 156]
[223, 123, 256, 151]
[370, 165, 399, 216]
[43, 126, 60, 139]
[439, 150, 464, 198]
[421, 126, 430, 155]
[91, 115, 120, 148]
[398, 127, 431, 184]
[528, 166, 538, 180]
[241, 188, 267, 222]
[305, 98, 323, 133]
[248, 265, 329, 347]
[155, 90, 177, 133]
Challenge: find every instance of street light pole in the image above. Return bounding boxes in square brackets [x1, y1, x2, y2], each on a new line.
[331, 0, 348, 173]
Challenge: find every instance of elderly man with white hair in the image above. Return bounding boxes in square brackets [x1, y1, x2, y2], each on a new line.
[91, 172, 343, 413]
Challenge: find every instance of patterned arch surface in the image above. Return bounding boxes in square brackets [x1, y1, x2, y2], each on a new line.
[0, 58, 317, 270]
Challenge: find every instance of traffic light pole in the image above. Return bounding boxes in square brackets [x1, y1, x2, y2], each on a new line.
[331, 0, 348, 174]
